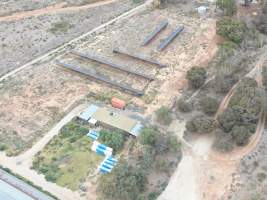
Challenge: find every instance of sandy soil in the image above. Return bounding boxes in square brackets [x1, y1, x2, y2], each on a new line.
[0, 0, 117, 16]
[0, 0, 138, 77]
[0, 0, 117, 22]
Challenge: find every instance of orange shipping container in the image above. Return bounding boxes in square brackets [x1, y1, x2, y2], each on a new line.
[111, 97, 126, 109]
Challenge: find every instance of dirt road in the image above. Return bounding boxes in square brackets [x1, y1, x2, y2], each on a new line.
[0, 104, 87, 200]
[0, 0, 117, 22]
[0, 0, 154, 82]
[15, 104, 87, 167]
[159, 49, 267, 200]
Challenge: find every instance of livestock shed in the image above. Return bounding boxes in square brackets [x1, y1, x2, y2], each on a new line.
[79, 104, 143, 136]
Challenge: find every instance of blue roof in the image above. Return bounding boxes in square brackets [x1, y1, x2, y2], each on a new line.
[79, 105, 99, 121]
[130, 123, 143, 137]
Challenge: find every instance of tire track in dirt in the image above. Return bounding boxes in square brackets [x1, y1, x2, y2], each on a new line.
[0, 0, 117, 22]
[203, 49, 267, 200]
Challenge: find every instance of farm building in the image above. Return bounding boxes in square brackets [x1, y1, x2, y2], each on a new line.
[79, 104, 143, 136]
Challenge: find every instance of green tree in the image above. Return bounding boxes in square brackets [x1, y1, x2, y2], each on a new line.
[177, 98, 193, 113]
[166, 135, 181, 152]
[217, 18, 247, 44]
[186, 115, 215, 133]
[139, 126, 160, 146]
[231, 125, 251, 146]
[97, 160, 147, 200]
[186, 67, 207, 89]
[200, 96, 219, 115]
[212, 129, 234, 152]
[155, 106, 172, 125]
[216, 0, 237, 16]
[99, 130, 125, 153]
[218, 108, 237, 132]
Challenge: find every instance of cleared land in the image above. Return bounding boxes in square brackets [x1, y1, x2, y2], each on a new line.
[0, 0, 139, 77]
[0, 3, 217, 156]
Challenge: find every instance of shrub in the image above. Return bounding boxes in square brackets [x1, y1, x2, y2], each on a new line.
[0, 144, 7, 151]
[213, 129, 234, 152]
[99, 130, 125, 153]
[200, 96, 219, 115]
[186, 119, 197, 132]
[177, 98, 193, 112]
[218, 108, 237, 132]
[215, 74, 238, 93]
[139, 145, 156, 169]
[262, 0, 267, 13]
[231, 125, 251, 146]
[166, 135, 181, 152]
[186, 67, 207, 89]
[139, 127, 160, 146]
[229, 78, 261, 115]
[148, 191, 161, 200]
[155, 106, 172, 125]
[186, 115, 215, 133]
[60, 122, 88, 138]
[216, 0, 237, 16]
[217, 41, 238, 60]
[257, 172, 267, 182]
[216, 18, 247, 44]
[154, 159, 167, 172]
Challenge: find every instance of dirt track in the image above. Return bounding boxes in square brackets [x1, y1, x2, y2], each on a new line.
[159, 48, 267, 200]
[0, 0, 117, 22]
[0, 104, 86, 200]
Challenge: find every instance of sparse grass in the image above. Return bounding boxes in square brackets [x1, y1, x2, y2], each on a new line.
[0, 132, 30, 156]
[32, 120, 102, 191]
[142, 90, 157, 104]
[94, 90, 128, 104]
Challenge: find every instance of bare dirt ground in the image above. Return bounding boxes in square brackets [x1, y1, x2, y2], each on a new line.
[0, 1, 221, 199]
[0, 0, 139, 77]
[0, 0, 123, 16]
[0, 1, 218, 155]
[0, 0, 118, 22]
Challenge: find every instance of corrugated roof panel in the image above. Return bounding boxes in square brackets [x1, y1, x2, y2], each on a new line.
[130, 123, 143, 137]
[79, 105, 99, 121]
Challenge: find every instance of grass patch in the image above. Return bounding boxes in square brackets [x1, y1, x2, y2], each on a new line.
[32, 120, 102, 191]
